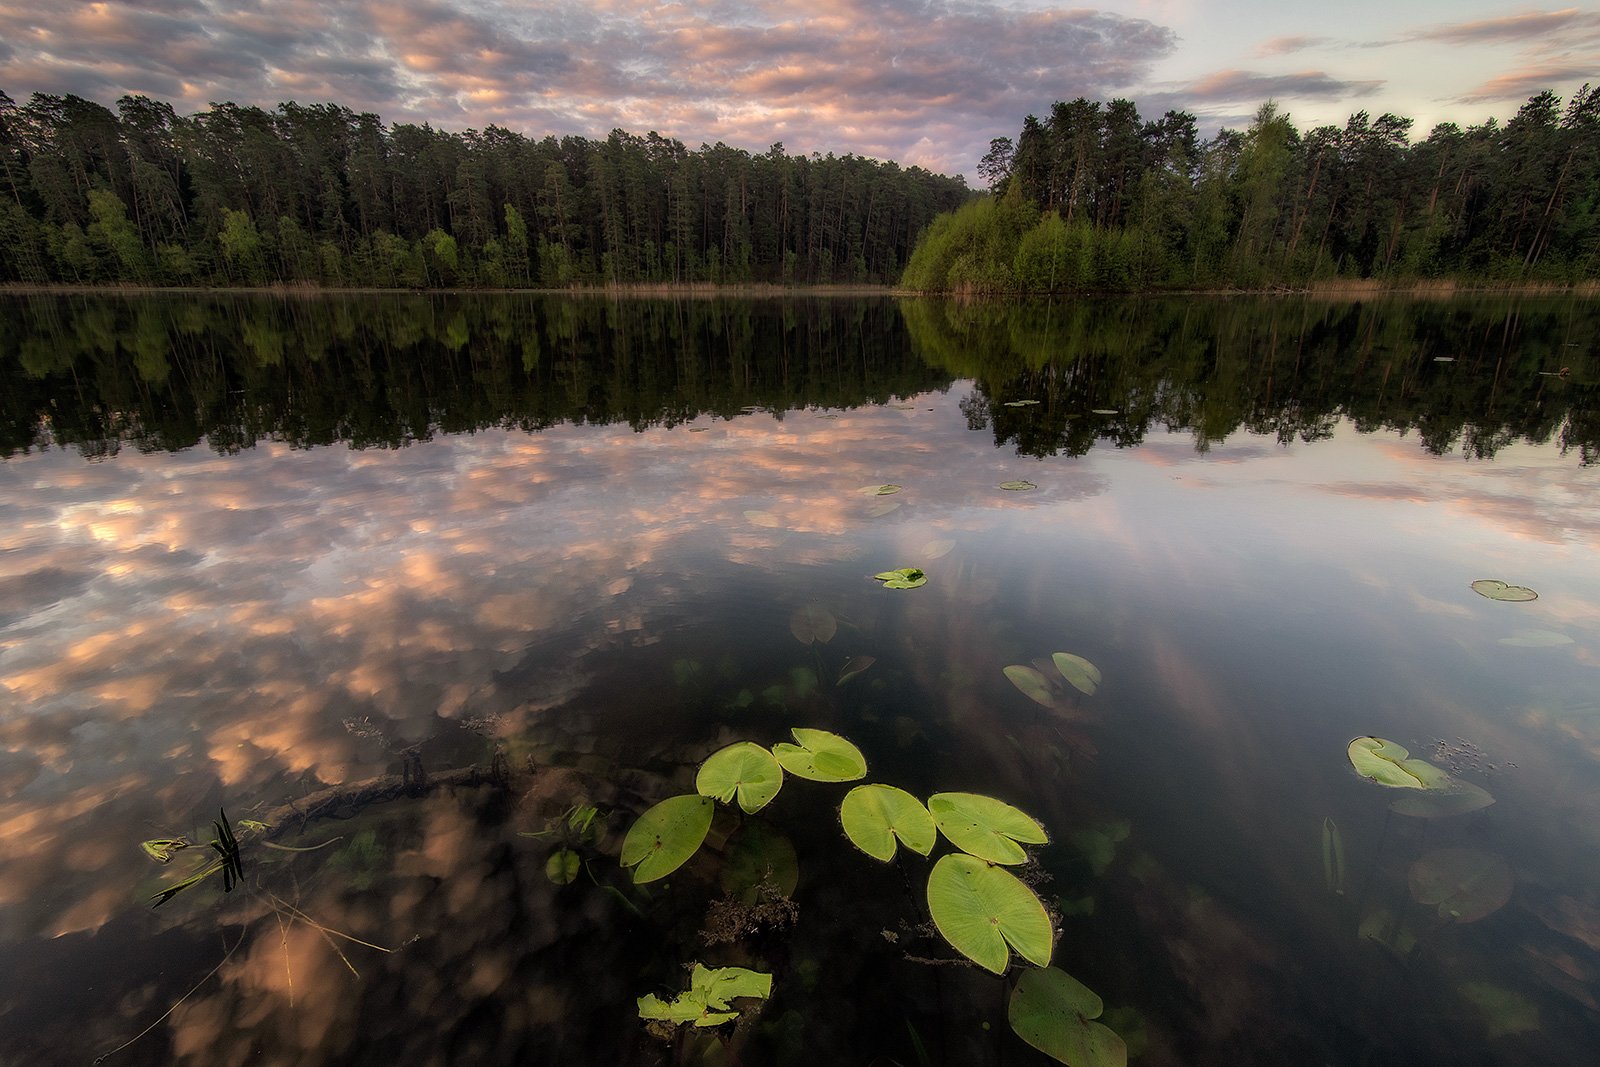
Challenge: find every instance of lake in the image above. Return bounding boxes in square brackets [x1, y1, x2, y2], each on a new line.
[1, 292, 1598, 1066]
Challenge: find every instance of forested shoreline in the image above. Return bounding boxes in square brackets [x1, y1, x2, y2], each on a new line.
[903, 88, 1599, 294]
[0, 90, 970, 288]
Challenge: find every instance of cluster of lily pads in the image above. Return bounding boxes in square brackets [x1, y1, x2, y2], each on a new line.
[621, 724, 1126, 1065]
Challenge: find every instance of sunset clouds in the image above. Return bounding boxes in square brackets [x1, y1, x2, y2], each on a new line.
[0, 1, 1594, 198]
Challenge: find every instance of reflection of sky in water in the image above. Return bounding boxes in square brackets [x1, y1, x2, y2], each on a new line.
[4, 385, 1600, 1062]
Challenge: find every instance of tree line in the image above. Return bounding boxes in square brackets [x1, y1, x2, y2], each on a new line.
[0, 91, 972, 289]
[904, 88, 1600, 293]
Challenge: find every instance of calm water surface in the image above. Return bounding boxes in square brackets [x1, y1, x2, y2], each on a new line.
[1, 294, 1598, 1065]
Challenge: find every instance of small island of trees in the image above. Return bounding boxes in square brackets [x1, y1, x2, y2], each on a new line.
[902, 88, 1599, 293]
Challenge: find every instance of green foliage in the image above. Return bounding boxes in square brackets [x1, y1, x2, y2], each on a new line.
[770, 728, 867, 782]
[637, 964, 772, 1028]
[1471, 579, 1538, 602]
[840, 784, 936, 861]
[1008, 967, 1128, 1067]
[1346, 736, 1451, 789]
[697, 742, 785, 813]
[872, 568, 927, 589]
[928, 792, 1048, 865]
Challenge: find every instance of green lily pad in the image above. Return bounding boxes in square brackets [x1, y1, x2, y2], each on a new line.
[697, 742, 785, 813]
[141, 838, 191, 864]
[862, 484, 903, 496]
[637, 964, 773, 1028]
[1008, 966, 1128, 1067]
[1389, 778, 1495, 818]
[545, 847, 581, 885]
[771, 728, 867, 782]
[789, 604, 837, 645]
[721, 822, 800, 903]
[1498, 630, 1573, 647]
[873, 567, 927, 589]
[840, 784, 937, 861]
[1409, 848, 1514, 923]
[1346, 737, 1451, 789]
[1004, 665, 1058, 708]
[927, 854, 1054, 973]
[1471, 579, 1538, 602]
[621, 794, 715, 883]
[999, 480, 1037, 491]
[1051, 653, 1101, 696]
[929, 792, 1048, 865]
[836, 655, 876, 686]
[1090, 409, 1118, 416]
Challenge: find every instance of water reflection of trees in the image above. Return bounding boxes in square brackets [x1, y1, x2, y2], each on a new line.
[905, 296, 1600, 463]
[0, 295, 951, 458]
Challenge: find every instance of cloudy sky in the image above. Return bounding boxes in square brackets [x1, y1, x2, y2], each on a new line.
[1, 1, 1596, 181]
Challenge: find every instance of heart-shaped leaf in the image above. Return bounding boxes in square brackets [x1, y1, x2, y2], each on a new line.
[1008, 966, 1128, 1067]
[1051, 653, 1101, 696]
[927, 854, 1053, 973]
[789, 604, 837, 645]
[1408, 848, 1514, 923]
[929, 792, 1048, 864]
[860, 483, 902, 496]
[697, 742, 785, 813]
[771, 728, 867, 782]
[873, 567, 927, 589]
[840, 784, 937, 861]
[1389, 779, 1495, 818]
[545, 847, 580, 885]
[1005, 665, 1058, 708]
[1471, 579, 1538, 602]
[621, 794, 714, 883]
[836, 655, 876, 686]
[1346, 737, 1451, 789]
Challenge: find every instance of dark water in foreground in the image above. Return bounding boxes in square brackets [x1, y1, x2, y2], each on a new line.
[1, 293, 1599, 1066]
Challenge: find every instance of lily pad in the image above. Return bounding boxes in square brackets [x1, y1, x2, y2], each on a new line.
[721, 822, 800, 903]
[1498, 630, 1573, 647]
[873, 567, 927, 589]
[1005, 665, 1058, 708]
[1472, 579, 1538, 602]
[1051, 652, 1101, 696]
[637, 964, 773, 1028]
[1389, 778, 1495, 818]
[999, 480, 1037, 491]
[621, 794, 714, 884]
[868, 500, 902, 517]
[861, 484, 903, 496]
[789, 604, 837, 645]
[744, 510, 781, 529]
[772, 728, 867, 782]
[545, 847, 581, 885]
[1005, 399, 1041, 407]
[1008, 966, 1128, 1067]
[1346, 737, 1451, 789]
[923, 539, 957, 560]
[1408, 848, 1514, 923]
[836, 655, 876, 686]
[840, 784, 937, 862]
[927, 854, 1054, 973]
[929, 792, 1048, 865]
[1090, 409, 1118, 416]
[697, 742, 785, 813]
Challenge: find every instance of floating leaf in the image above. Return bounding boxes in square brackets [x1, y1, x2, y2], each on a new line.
[744, 510, 781, 528]
[1346, 737, 1451, 789]
[621, 794, 714, 883]
[1051, 653, 1101, 696]
[1471, 579, 1538, 602]
[721, 823, 799, 903]
[141, 838, 191, 864]
[1322, 818, 1345, 896]
[929, 792, 1048, 865]
[840, 784, 936, 861]
[873, 567, 927, 589]
[868, 500, 902, 517]
[837, 655, 876, 686]
[1004, 665, 1057, 708]
[862, 484, 903, 496]
[1008, 966, 1128, 1067]
[637, 964, 773, 1028]
[1498, 630, 1573, 647]
[999, 480, 1037, 491]
[1408, 848, 1514, 923]
[927, 854, 1053, 973]
[1090, 409, 1118, 416]
[1433, 356, 1456, 363]
[772, 728, 867, 782]
[789, 604, 837, 645]
[1389, 778, 1495, 818]
[923, 539, 957, 560]
[697, 743, 785, 813]
[1459, 981, 1539, 1038]
[1358, 907, 1418, 956]
[1005, 399, 1041, 407]
[545, 847, 581, 885]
